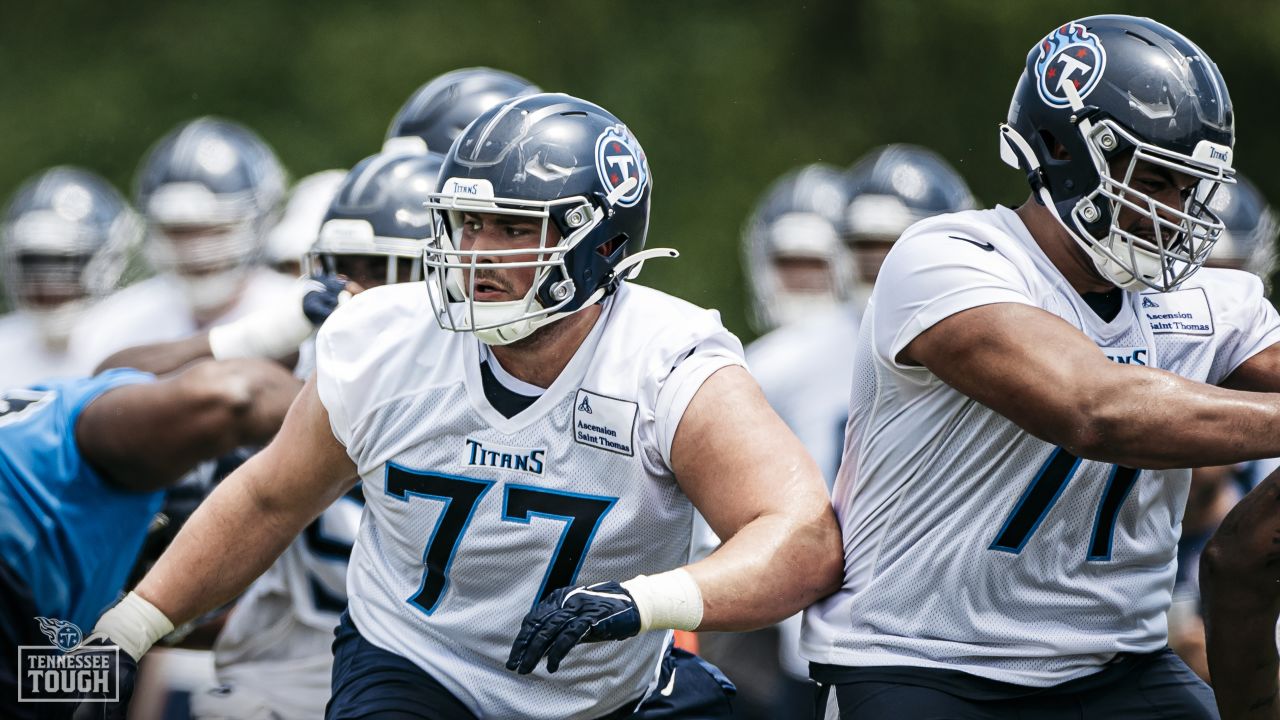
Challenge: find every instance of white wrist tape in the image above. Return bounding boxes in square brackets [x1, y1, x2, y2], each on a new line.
[91, 592, 174, 661]
[621, 568, 704, 634]
[208, 281, 317, 360]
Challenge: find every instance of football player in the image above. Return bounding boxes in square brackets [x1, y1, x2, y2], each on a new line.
[0, 167, 140, 385]
[0, 357, 299, 720]
[178, 149, 440, 720]
[742, 163, 854, 335]
[77, 93, 842, 720]
[69, 117, 294, 369]
[803, 15, 1269, 719]
[264, 170, 348, 277]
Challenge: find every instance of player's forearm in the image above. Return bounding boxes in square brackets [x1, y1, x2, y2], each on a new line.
[1202, 473, 1280, 719]
[1055, 368, 1280, 469]
[684, 504, 843, 631]
[95, 333, 213, 375]
[86, 360, 302, 492]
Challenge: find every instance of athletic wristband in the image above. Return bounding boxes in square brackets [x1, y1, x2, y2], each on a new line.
[621, 568, 704, 634]
[90, 591, 174, 661]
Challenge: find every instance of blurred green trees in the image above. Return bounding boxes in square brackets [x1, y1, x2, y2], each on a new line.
[2, 0, 1276, 336]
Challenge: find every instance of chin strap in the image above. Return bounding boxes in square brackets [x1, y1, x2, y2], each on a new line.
[613, 247, 678, 281]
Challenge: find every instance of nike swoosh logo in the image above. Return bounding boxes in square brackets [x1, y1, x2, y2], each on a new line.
[660, 668, 677, 697]
[950, 235, 994, 251]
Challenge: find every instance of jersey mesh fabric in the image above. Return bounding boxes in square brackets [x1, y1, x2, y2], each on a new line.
[803, 206, 1280, 687]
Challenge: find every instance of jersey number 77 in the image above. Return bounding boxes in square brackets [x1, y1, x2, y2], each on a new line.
[386, 463, 617, 614]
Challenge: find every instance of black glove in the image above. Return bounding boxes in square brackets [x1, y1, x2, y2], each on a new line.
[301, 274, 349, 326]
[70, 635, 137, 720]
[506, 582, 642, 674]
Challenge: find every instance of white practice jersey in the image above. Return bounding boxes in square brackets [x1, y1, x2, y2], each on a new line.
[0, 311, 92, 387]
[68, 269, 295, 369]
[746, 305, 860, 487]
[315, 282, 744, 719]
[802, 206, 1280, 687]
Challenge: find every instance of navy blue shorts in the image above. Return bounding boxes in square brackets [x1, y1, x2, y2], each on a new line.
[328, 612, 735, 719]
[812, 648, 1218, 720]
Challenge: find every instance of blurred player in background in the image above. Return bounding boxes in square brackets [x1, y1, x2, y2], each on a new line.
[0, 357, 299, 720]
[841, 143, 977, 311]
[382, 66, 539, 156]
[804, 14, 1280, 719]
[0, 168, 140, 385]
[1168, 173, 1279, 681]
[69, 116, 293, 369]
[77, 93, 843, 720]
[264, 170, 347, 277]
[117, 149, 438, 720]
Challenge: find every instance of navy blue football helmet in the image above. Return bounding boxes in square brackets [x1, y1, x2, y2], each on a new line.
[135, 116, 287, 311]
[2, 167, 141, 345]
[424, 93, 671, 345]
[742, 163, 855, 332]
[384, 67, 540, 156]
[1204, 173, 1277, 286]
[842, 144, 975, 300]
[1000, 15, 1235, 292]
[308, 149, 444, 288]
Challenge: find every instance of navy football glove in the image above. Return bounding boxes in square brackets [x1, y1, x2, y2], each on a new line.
[70, 635, 137, 720]
[507, 581, 642, 674]
[301, 273, 349, 325]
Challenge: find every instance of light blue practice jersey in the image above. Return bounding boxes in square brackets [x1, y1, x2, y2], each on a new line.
[0, 368, 161, 629]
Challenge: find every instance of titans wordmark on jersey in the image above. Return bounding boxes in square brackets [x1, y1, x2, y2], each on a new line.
[802, 206, 1280, 687]
[315, 282, 743, 720]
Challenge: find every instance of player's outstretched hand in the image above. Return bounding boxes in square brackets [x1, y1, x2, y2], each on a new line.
[506, 582, 642, 674]
[208, 273, 350, 360]
[301, 273, 351, 325]
[70, 634, 137, 720]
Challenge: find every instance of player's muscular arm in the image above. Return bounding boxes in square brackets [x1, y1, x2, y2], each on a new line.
[95, 333, 216, 376]
[130, 377, 357, 628]
[673, 365, 844, 630]
[1201, 465, 1280, 720]
[78, 359, 302, 492]
[903, 302, 1280, 469]
[1221, 342, 1280, 393]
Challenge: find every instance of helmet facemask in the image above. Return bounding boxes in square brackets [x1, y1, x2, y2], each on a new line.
[3, 205, 135, 348]
[306, 218, 426, 289]
[746, 212, 854, 331]
[1066, 116, 1233, 292]
[424, 186, 609, 346]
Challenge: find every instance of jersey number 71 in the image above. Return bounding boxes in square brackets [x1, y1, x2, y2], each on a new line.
[989, 447, 1140, 561]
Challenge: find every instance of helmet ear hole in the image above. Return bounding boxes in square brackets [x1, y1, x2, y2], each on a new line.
[597, 234, 627, 259]
[1040, 131, 1071, 162]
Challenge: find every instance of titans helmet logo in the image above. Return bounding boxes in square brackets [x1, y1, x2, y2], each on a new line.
[594, 125, 649, 208]
[1035, 22, 1108, 108]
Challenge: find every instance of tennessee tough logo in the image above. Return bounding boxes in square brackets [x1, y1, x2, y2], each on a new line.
[1035, 22, 1108, 108]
